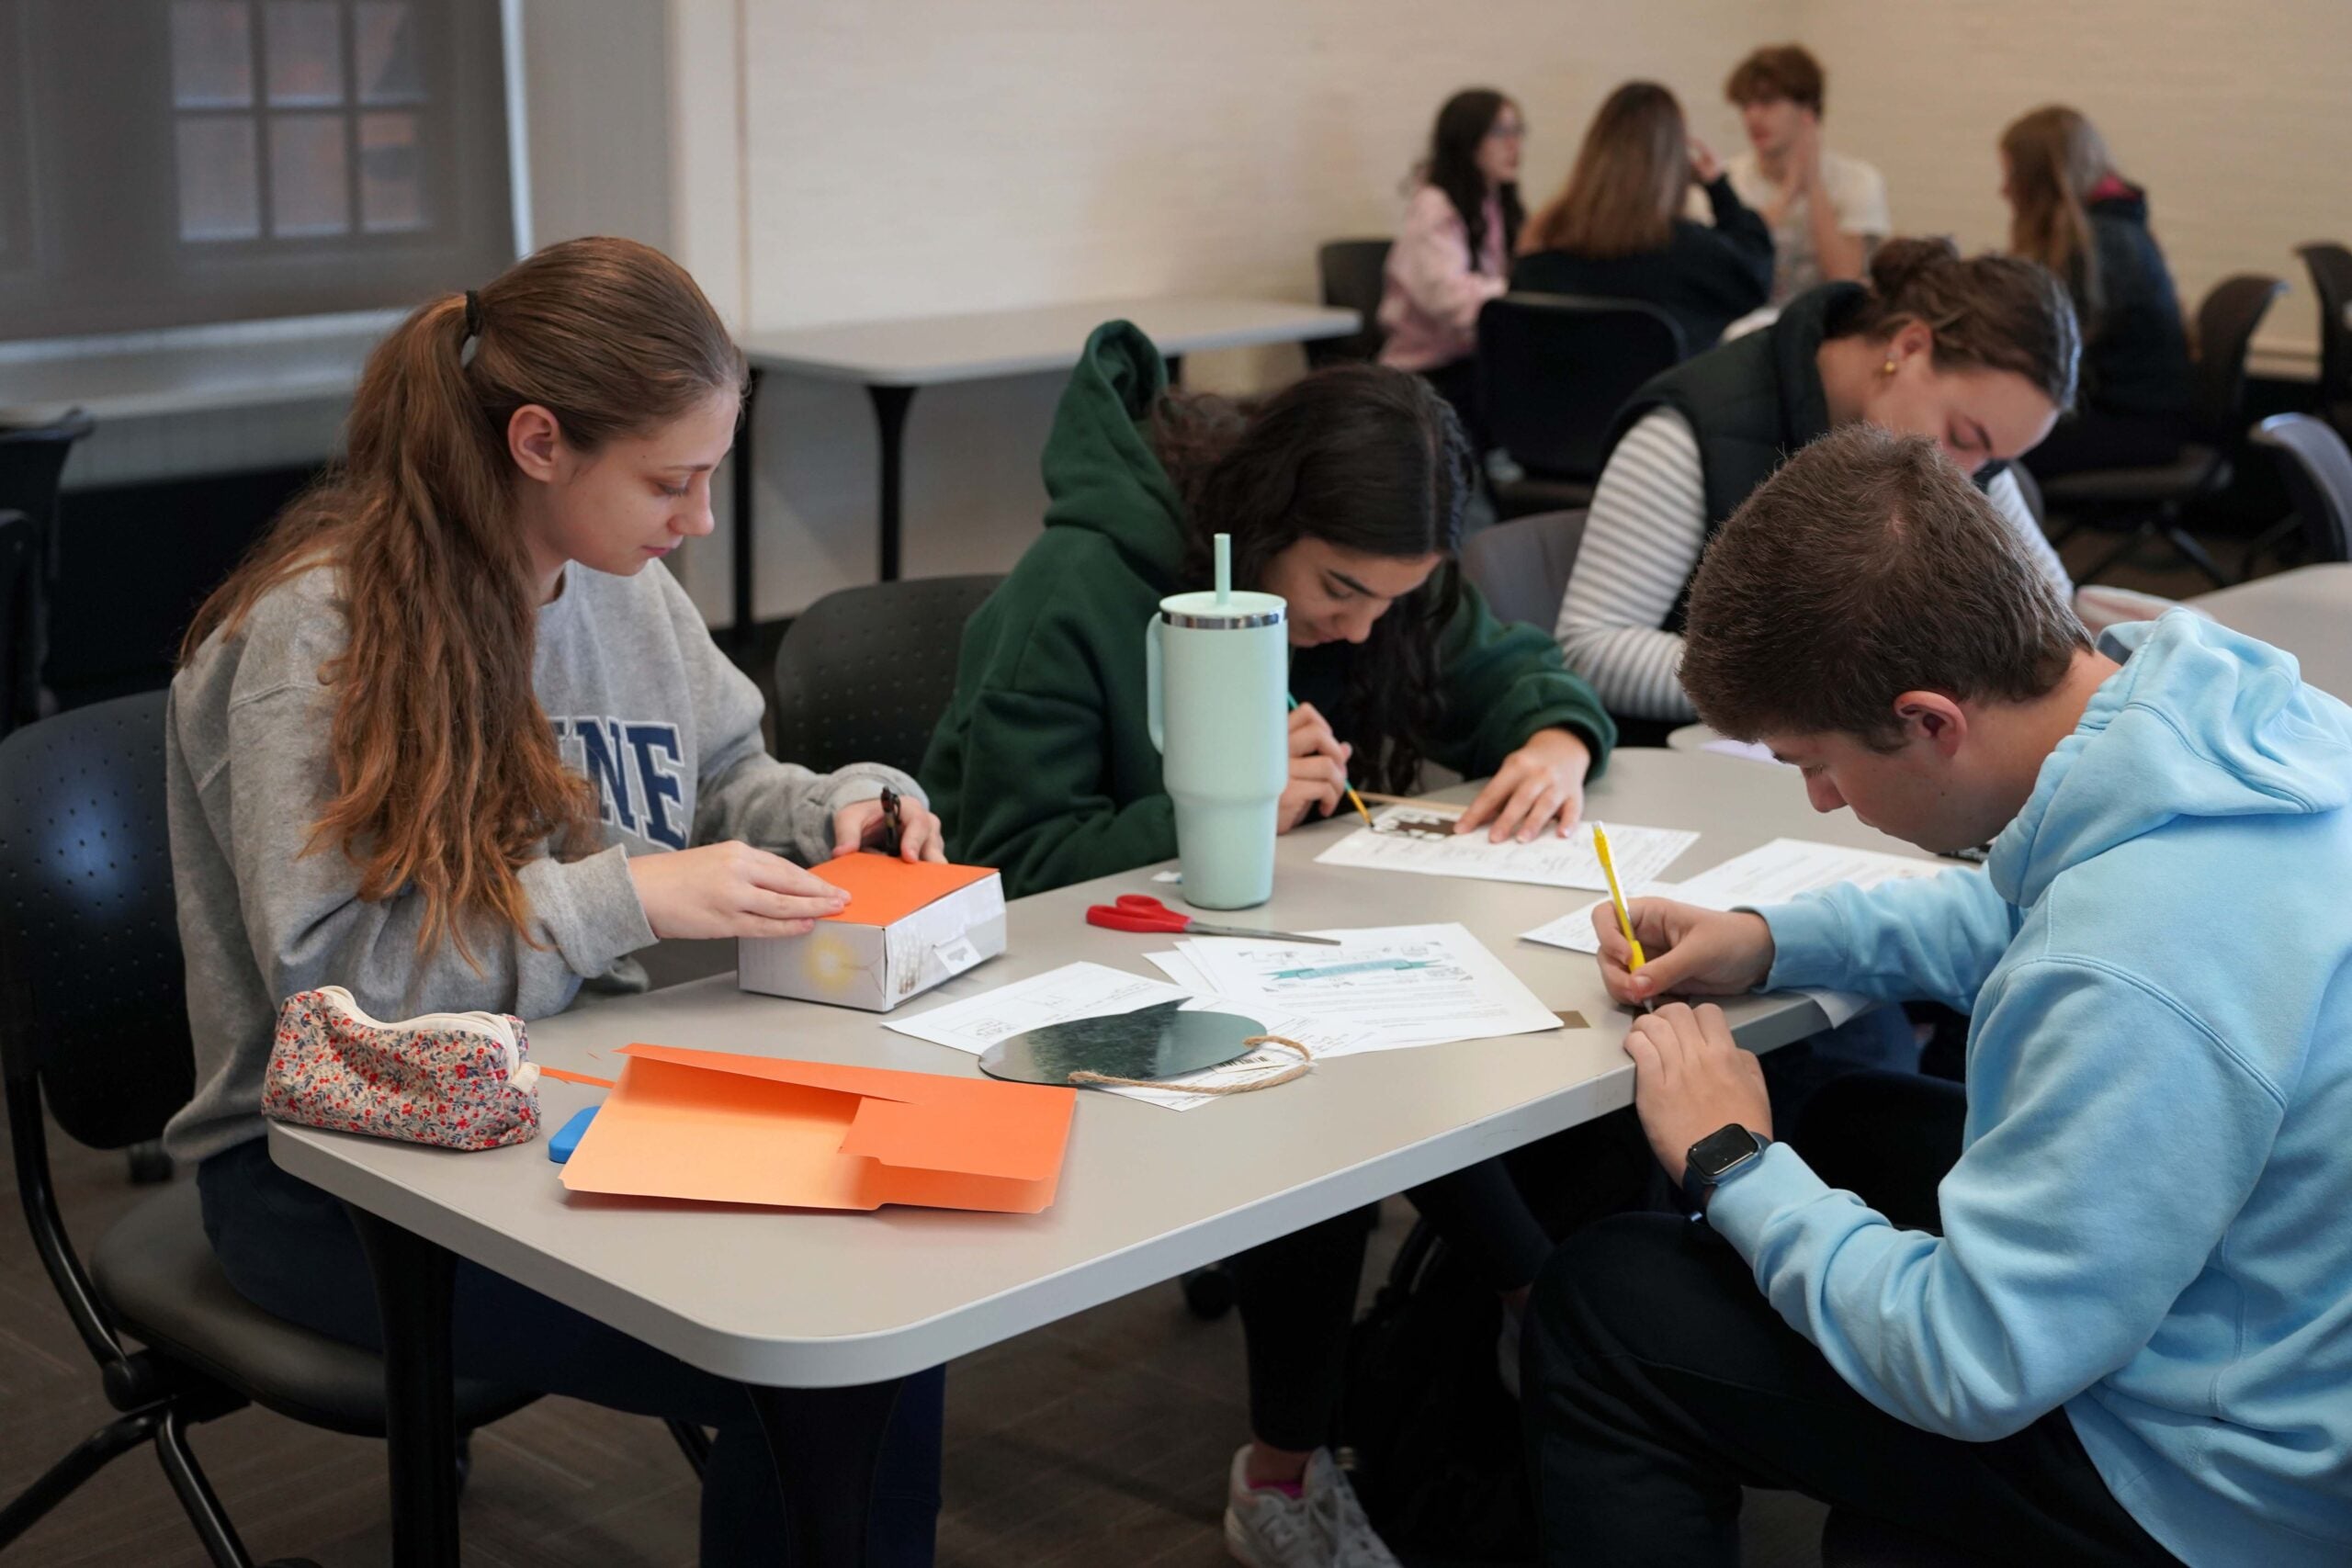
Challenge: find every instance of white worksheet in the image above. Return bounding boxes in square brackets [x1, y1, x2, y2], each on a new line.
[1518, 839, 1969, 1031]
[887, 961, 1366, 1111]
[1176, 923, 1561, 1051]
[1313, 807, 1697, 893]
[1521, 838, 1959, 954]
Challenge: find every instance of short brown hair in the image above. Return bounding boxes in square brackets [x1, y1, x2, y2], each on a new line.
[1522, 82, 1687, 259]
[1838, 236, 2081, 412]
[1725, 44, 1825, 116]
[1681, 424, 2089, 746]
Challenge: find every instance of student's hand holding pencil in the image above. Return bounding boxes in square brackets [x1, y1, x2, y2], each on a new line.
[1278, 702, 1353, 832]
[1591, 899, 1777, 1007]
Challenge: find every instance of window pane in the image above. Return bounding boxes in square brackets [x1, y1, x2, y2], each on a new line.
[171, 1, 254, 108]
[358, 111, 425, 231]
[175, 117, 261, 240]
[355, 1, 424, 104]
[265, 0, 344, 107]
[267, 113, 349, 236]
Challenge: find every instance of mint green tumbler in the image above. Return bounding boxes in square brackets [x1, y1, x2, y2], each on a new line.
[1144, 538, 1287, 910]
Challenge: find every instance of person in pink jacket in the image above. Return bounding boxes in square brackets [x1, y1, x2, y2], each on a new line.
[1377, 87, 1524, 443]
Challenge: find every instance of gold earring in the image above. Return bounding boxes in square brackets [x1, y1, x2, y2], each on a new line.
[1882, 357, 1898, 375]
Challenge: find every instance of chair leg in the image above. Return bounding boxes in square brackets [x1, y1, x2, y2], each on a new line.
[0, 1407, 162, 1548]
[2078, 520, 2159, 586]
[153, 1404, 256, 1568]
[2165, 527, 2233, 590]
[664, 1418, 712, 1479]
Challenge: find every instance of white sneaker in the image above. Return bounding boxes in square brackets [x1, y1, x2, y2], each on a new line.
[1303, 1449, 1403, 1568]
[1224, 1446, 1331, 1568]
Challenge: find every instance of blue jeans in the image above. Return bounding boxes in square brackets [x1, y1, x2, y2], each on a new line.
[198, 1138, 944, 1566]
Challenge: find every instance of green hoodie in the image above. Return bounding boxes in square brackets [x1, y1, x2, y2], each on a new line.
[920, 321, 1615, 899]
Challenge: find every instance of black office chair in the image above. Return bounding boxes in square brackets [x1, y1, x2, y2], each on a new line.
[1476, 294, 1688, 519]
[0, 512, 38, 742]
[2244, 412, 2352, 576]
[0, 409, 95, 730]
[2294, 242, 2352, 440]
[2038, 274, 2285, 588]
[0, 693, 536, 1568]
[770, 573, 1006, 776]
[1310, 239, 1393, 367]
[1458, 507, 1587, 631]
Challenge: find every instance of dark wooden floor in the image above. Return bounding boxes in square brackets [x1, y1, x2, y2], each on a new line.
[0, 527, 2254, 1567]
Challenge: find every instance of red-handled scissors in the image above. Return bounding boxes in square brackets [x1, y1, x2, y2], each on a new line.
[1084, 894, 1341, 945]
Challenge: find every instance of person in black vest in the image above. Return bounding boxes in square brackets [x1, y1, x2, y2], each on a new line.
[1552, 237, 2081, 742]
[1512, 81, 1773, 353]
[2000, 106, 2195, 479]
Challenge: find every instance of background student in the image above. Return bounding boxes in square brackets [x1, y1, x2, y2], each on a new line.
[2000, 105, 2196, 479]
[1554, 238, 2078, 736]
[922, 321, 1623, 1568]
[1529, 424, 2352, 1568]
[1512, 81, 1773, 351]
[1374, 87, 1526, 442]
[163, 238, 947, 1568]
[1720, 43, 1890, 305]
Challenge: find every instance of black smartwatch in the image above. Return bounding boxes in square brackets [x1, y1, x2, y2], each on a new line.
[1683, 1124, 1770, 1221]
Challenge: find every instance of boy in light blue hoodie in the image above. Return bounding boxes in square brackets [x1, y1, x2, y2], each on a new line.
[1526, 424, 2352, 1568]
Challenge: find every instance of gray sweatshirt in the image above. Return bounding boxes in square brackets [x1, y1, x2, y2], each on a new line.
[162, 560, 920, 1164]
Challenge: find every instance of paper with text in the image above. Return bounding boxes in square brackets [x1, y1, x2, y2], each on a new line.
[1177, 923, 1560, 1051]
[1314, 807, 1696, 892]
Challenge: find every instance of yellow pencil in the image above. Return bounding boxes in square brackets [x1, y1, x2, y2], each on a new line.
[1290, 694, 1375, 828]
[1591, 821, 1648, 976]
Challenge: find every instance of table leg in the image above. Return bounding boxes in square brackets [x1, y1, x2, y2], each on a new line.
[747, 1378, 907, 1567]
[867, 384, 916, 582]
[348, 1204, 461, 1568]
[731, 367, 765, 653]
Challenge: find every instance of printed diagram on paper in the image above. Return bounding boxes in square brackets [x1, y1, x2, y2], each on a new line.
[1177, 923, 1561, 1051]
[1314, 807, 1697, 892]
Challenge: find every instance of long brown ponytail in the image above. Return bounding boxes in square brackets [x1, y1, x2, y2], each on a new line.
[183, 236, 745, 963]
[2000, 106, 2113, 322]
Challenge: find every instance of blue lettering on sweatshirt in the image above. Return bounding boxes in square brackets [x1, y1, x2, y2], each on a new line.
[551, 716, 685, 847]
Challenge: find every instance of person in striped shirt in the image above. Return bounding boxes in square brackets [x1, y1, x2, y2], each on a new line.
[1554, 238, 2079, 740]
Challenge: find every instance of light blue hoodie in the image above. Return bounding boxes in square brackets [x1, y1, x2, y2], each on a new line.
[1709, 612, 2352, 1567]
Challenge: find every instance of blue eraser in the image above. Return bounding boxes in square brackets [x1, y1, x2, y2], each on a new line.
[548, 1104, 600, 1164]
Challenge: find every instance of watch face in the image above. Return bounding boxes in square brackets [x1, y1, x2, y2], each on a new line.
[1690, 1124, 1761, 1182]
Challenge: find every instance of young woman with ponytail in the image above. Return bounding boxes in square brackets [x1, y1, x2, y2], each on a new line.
[1999, 106, 2194, 479]
[162, 237, 945, 1565]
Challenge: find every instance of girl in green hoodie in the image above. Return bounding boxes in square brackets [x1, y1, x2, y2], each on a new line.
[922, 322, 1627, 1565]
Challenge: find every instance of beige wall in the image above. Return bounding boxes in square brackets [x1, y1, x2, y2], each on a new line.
[685, 0, 1795, 623]
[1803, 0, 2352, 371]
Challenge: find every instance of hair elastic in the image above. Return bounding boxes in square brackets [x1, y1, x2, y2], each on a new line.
[463, 289, 483, 339]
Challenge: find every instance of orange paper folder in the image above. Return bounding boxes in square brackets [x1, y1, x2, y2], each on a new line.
[558, 1042, 1075, 1214]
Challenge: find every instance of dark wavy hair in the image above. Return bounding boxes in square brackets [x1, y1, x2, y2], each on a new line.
[1151, 365, 1477, 794]
[1416, 88, 1523, 274]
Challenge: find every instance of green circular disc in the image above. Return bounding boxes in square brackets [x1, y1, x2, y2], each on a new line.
[980, 998, 1265, 1087]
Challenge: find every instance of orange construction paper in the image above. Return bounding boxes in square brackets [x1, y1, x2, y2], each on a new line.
[537, 1066, 616, 1089]
[809, 855, 1000, 927]
[557, 1042, 1075, 1214]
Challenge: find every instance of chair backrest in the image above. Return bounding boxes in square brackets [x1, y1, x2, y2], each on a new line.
[0, 408, 96, 540]
[1457, 508, 1588, 630]
[0, 690, 193, 1151]
[0, 512, 40, 737]
[1312, 239, 1393, 367]
[1476, 294, 1687, 479]
[771, 574, 1007, 777]
[2188, 274, 2285, 434]
[2249, 412, 2352, 565]
[2295, 242, 2352, 400]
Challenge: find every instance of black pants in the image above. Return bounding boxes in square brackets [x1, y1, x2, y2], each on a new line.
[1233, 1111, 1654, 1450]
[1521, 1073, 2179, 1566]
[198, 1139, 944, 1567]
[2023, 406, 2192, 480]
